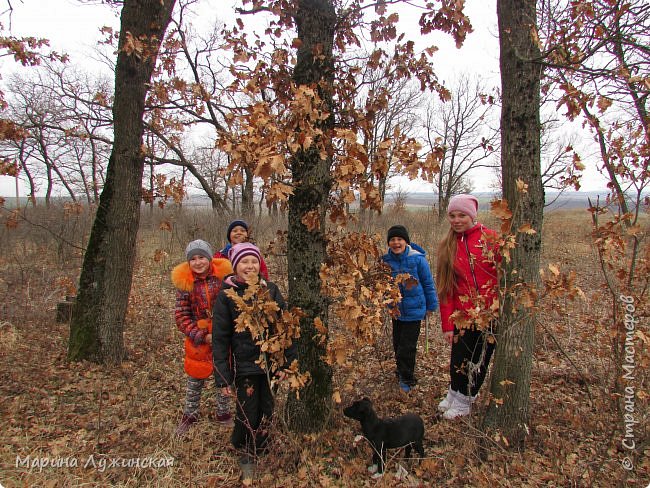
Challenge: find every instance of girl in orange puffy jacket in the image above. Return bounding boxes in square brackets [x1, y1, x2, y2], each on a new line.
[171, 239, 232, 437]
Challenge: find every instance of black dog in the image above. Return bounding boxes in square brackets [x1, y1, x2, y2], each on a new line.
[343, 397, 425, 475]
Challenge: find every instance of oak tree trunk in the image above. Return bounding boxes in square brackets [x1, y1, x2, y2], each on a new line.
[242, 166, 254, 219]
[286, 0, 336, 433]
[483, 0, 543, 448]
[68, 0, 176, 364]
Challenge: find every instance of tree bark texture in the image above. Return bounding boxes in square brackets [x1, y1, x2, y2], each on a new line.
[483, 0, 543, 448]
[286, 0, 336, 433]
[242, 166, 254, 219]
[68, 0, 176, 364]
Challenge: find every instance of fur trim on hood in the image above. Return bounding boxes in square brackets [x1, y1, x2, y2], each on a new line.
[171, 257, 233, 291]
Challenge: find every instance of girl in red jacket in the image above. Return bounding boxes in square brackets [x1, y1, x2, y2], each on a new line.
[436, 194, 499, 419]
[171, 239, 233, 436]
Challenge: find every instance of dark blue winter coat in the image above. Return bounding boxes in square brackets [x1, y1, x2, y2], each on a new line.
[382, 243, 439, 321]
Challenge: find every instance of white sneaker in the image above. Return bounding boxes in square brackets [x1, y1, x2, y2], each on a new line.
[394, 463, 408, 480]
[437, 387, 456, 412]
[442, 393, 471, 419]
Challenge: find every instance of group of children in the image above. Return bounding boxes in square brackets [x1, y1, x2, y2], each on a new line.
[170, 193, 499, 477]
[383, 194, 498, 419]
[170, 220, 287, 477]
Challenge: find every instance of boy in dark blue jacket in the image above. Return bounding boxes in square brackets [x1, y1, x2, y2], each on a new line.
[383, 225, 438, 392]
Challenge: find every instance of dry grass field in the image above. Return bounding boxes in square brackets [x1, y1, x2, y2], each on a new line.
[0, 204, 647, 487]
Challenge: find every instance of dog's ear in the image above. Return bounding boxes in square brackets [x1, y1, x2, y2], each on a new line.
[360, 398, 373, 412]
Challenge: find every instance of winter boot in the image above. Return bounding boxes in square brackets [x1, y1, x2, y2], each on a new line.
[239, 454, 257, 482]
[216, 412, 234, 427]
[175, 413, 198, 437]
[437, 387, 457, 413]
[442, 393, 472, 419]
[399, 380, 411, 393]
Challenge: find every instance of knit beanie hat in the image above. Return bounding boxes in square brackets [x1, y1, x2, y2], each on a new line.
[227, 219, 249, 243]
[229, 242, 262, 271]
[447, 194, 479, 220]
[387, 225, 410, 244]
[185, 239, 214, 261]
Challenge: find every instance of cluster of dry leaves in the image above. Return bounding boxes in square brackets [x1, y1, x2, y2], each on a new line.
[0, 209, 648, 487]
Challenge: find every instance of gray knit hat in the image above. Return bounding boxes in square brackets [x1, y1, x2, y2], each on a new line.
[185, 239, 213, 261]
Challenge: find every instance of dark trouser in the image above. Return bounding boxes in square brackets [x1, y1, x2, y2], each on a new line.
[392, 319, 421, 386]
[231, 374, 274, 456]
[450, 327, 495, 397]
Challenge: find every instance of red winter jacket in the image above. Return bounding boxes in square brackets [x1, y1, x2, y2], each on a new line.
[171, 258, 232, 379]
[439, 223, 499, 333]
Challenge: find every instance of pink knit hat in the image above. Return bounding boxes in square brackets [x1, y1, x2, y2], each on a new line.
[447, 194, 479, 220]
[228, 242, 262, 271]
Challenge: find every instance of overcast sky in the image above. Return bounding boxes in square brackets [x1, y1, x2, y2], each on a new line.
[0, 0, 607, 197]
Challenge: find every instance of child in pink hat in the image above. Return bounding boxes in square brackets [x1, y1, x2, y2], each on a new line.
[436, 194, 499, 419]
[212, 242, 297, 477]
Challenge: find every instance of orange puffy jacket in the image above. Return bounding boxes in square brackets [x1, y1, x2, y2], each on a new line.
[171, 258, 232, 379]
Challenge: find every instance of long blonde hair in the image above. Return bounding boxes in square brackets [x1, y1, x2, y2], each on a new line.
[436, 227, 458, 301]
